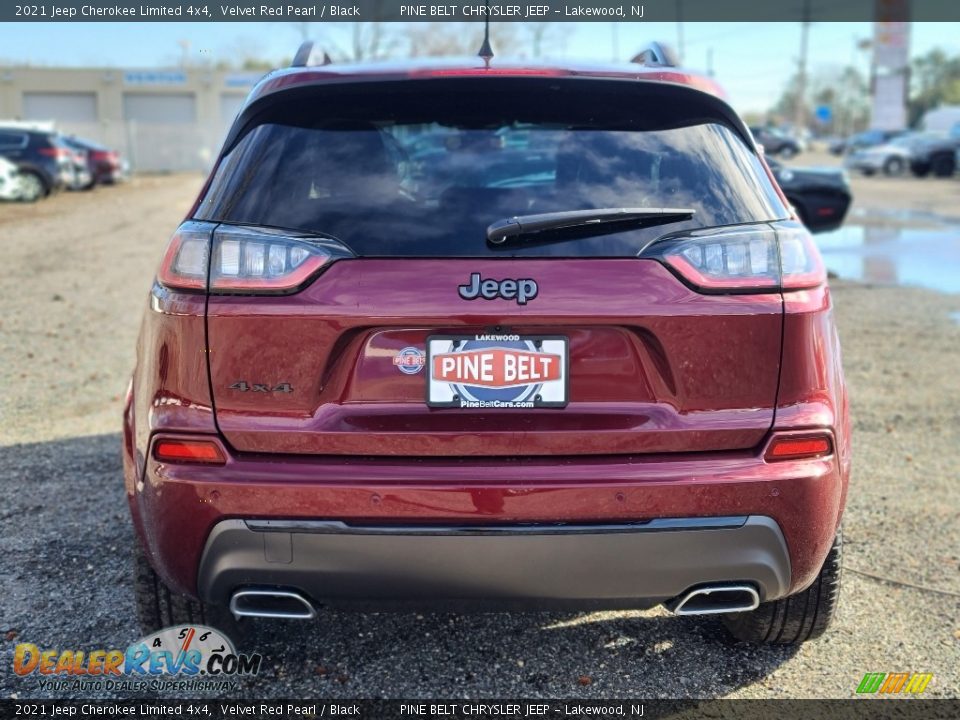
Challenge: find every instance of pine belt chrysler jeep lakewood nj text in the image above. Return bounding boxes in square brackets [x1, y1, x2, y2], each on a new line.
[124, 47, 850, 644]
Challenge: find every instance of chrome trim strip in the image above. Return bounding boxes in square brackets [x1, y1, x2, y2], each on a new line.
[244, 516, 749, 536]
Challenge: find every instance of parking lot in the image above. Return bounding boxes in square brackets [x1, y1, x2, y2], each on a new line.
[1, 170, 958, 699]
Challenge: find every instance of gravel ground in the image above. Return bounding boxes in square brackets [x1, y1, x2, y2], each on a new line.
[0, 176, 958, 700]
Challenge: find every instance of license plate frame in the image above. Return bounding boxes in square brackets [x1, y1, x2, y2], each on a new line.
[426, 334, 569, 409]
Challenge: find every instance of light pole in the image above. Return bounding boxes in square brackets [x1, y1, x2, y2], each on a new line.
[794, 0, 812, 135]
[177, 39, 191, 68]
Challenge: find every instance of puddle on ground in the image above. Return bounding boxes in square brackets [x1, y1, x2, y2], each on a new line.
[846, 207, 960, 227]
[815, 221, 960, 294]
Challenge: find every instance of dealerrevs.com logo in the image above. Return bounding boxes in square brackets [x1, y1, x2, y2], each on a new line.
[13, 625, 260, 692]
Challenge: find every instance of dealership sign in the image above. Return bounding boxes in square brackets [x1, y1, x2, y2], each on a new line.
[124, 70, 187, 86]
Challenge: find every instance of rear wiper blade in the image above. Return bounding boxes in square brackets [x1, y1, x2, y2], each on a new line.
[486, 207, 695, 246]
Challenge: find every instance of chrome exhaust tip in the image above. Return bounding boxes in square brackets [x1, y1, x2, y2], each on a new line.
[229, 588, 317, 620]
[668, 584, 760, 616]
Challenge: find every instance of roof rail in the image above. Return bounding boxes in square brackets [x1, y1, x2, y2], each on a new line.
[631, 42, 679, 68]
[0, 119, 57, 132]
[291, 41, 332, 68]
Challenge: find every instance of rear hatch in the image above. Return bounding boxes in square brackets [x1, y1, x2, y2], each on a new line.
[195, 76, 791, 457]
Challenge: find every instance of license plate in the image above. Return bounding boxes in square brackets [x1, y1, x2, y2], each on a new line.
[426, 334, 569, 408]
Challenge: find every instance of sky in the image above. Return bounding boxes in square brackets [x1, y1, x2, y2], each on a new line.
[2, 21, 960, 113]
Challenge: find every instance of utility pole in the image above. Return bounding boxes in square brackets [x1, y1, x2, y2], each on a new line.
[707, 47, 714, 77]
[795, 0, 811, 132]
[177, 39, 191, 68]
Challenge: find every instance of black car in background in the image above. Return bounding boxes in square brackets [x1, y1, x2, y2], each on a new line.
[767, 159, 852, 233]
[907, 127, 960, 177]
[749, 126, 802, 158]
[0, 127, 74, 200]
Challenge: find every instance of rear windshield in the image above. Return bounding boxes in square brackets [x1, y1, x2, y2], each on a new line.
[196, 78, 788, 257]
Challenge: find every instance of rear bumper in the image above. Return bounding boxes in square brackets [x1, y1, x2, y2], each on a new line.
[128, 437, 846, 603]
[197, 516, 790, 610]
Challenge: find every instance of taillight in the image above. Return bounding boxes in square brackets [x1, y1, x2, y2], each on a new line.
[777, 226, 827, 289]
[156, 222, 353, 294]
[154, 439, 225, 464]
[765, 433, 833, 461]
[38, 147, 71, 160]
[156, 221, 213, 291]
[643, 223, 825, 293]
[209, 225, 349, 293]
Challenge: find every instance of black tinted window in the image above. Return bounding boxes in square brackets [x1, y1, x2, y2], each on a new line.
[0, 132, 26, 149]
[197, 79, 787, 257]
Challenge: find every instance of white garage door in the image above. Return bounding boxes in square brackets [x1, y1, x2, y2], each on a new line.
[22, 92, 100, 140]
[23, 92, 98, 123]
[123, 93, 201, 171]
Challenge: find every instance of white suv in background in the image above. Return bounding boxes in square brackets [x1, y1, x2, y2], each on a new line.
[0, 156, 24, 201]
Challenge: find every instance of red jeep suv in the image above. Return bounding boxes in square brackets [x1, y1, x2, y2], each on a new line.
[124, 49, 850, 645]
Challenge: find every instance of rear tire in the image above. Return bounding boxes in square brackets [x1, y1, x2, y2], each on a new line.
[18, 172, 45, 202]
[883, 157, 904, 176]
[722, 527, 842, 644]
[779, 146, 797, 160]
[133, 539, 240, 640]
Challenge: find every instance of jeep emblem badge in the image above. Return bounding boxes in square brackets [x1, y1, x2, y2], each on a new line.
[458, 272, 538, 305]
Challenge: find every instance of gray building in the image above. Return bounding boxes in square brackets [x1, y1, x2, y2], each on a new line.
[0, 66, 266, 171]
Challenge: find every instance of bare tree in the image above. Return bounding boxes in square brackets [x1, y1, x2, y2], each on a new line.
[215, 37, 279, 71]
[523, 22, 572, 58]
[350, 22, 401, 60]
[325, 4, 402, 61]
[406, 23, 469, 57]
[476, 22, 522, 56]
[406, 22, 525, 58]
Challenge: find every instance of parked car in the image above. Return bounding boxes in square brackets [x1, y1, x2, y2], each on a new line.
[749, 126, 802, 158]
[0, 127, 74, 200]
[63, 143, 94, 191]
[778, 124, 811, 150]
[768, 159, 852, 232]
[908, 127, 960, 177]
[0, 156, 24, 201]
[61, 136, 125, 185]
[843, 132, 924, 176]
[126, 49, 849, 646]
[828, 128, 905, 156]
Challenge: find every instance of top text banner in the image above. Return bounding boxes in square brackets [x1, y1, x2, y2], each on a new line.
[6, 0, 957, 22]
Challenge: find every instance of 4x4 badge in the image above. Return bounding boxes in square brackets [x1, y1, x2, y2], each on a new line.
[458, 272, 538, 305]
